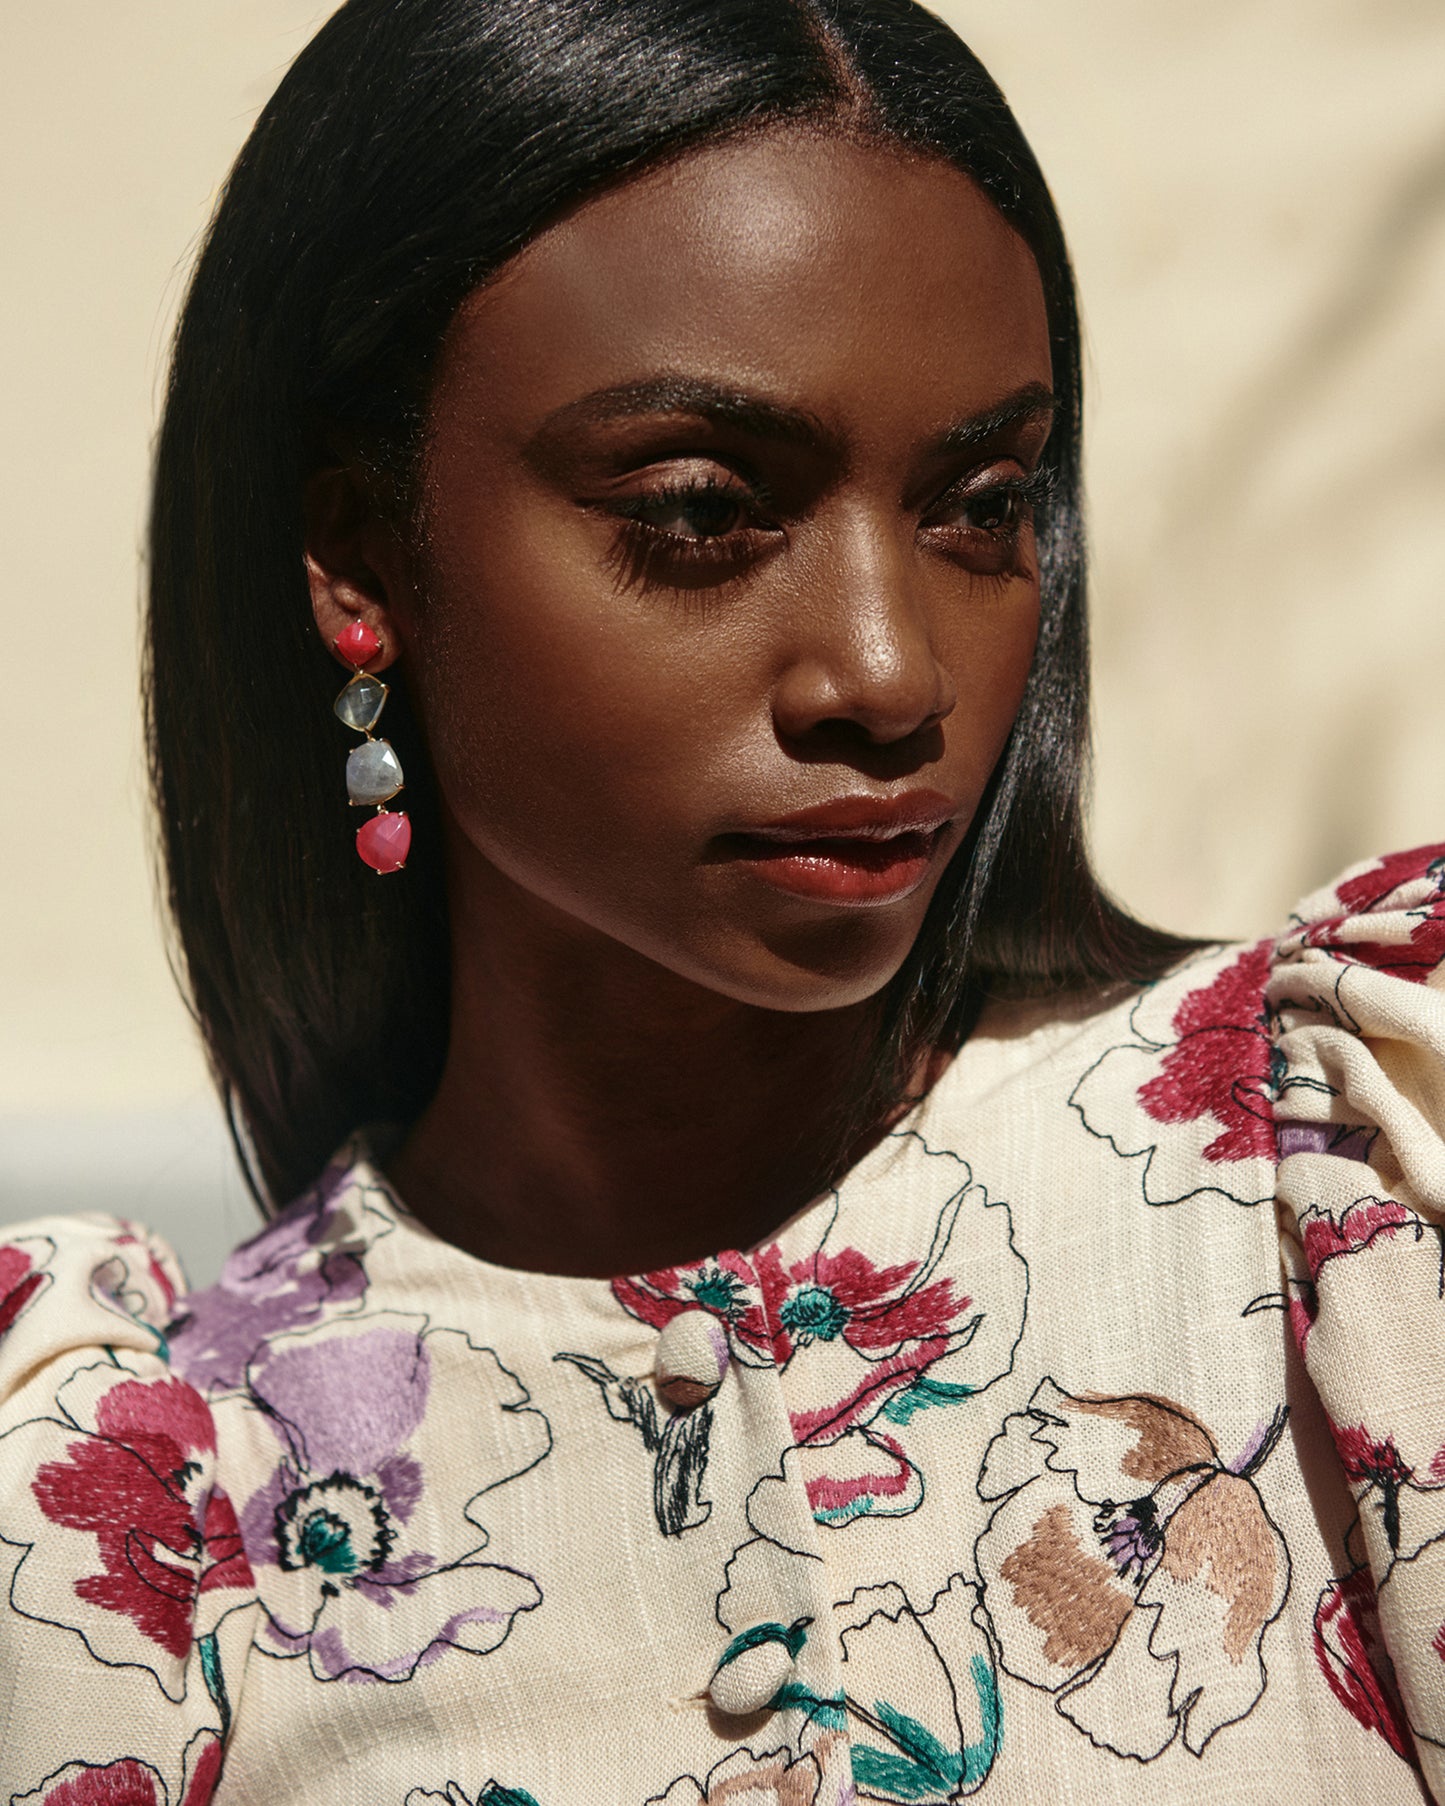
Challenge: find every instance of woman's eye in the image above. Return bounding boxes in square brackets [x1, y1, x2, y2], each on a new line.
[923, 476, 1043, 581]
[633, 484, 748, 540]
[602, 476, 771, 595]
[932, 485, 1025, 536]
[960, 490, 1020, 533]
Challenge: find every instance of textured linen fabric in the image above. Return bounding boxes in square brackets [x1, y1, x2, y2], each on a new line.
[2, 849, 1443, 1805]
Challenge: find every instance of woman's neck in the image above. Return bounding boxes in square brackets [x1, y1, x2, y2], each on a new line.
[388, 869, 892, 1280]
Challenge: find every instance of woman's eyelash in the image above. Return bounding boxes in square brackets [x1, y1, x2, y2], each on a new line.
[602, 476, 771, 595]
[602, 463, 1056, 596]
[933, 464, 1056, 530]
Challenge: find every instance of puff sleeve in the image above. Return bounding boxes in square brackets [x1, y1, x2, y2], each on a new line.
[0, 1213, 258, 1803]
[1269, 846, 1445, 1795]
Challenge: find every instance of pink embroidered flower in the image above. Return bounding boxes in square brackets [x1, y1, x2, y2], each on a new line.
[1295, 1201, 1445, 1557]
[13, 1734, 222, 1806]
[975, 1379, 1289, 1760]
[1314, 1566, 1415, 1764]
[1296, 846, 1445, 981]
[753, 1239, 965, 1377]
[595, 1136, 1027, 1537]
[613, 1251, 773, 1366]
[1376, 1538, 1445, 1758]
[1301, 1197, 1412, 1279]
[0, 1235, 53, 1341]
[2, 1357, 253, 1699]
[1070, 943, 1278, 1206]
[1136, 940, 1277, 1162]
[1327, 1419, 1445, 1560]
[749, 1139, 1026, 1529]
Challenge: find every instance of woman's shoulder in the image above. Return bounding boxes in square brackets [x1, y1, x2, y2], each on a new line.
[0, 1138, 406, 1399]
[0, 1209, 262, 1800]
[0, 1210, 187, 1391]
[939, 844, 1445, 1202]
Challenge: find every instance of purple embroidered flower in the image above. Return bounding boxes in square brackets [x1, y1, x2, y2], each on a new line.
[169, 1159, 393, 1394]
[222, 1311, 550, 1683]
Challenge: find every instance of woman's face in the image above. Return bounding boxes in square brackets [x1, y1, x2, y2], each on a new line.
[389, 126, 1052, 1012]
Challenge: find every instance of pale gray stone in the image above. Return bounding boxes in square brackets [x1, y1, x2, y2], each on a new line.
[346, 737, 404, 805]
[333, 672, 388, 732]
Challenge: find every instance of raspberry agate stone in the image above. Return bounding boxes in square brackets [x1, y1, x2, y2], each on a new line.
[356, 812, 411, 873]
[335, 620, 382, 667]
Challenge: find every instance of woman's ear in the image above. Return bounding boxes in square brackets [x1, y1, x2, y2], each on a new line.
[303, 460, 411, 672]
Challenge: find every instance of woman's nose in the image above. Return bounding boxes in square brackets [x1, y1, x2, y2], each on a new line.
[770, 530, 957, 747]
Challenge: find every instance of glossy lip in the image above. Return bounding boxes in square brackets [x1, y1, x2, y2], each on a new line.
[716, 788, 959, 908]
[736, 788, 958, 843]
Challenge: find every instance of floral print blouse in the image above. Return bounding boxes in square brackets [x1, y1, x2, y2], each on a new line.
[2, 847, 1444, 1806]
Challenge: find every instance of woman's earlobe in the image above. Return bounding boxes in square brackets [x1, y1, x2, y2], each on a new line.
[303, 462, 408, 672]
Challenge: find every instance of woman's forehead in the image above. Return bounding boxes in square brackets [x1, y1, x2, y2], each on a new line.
[434, 126, 1052, 451]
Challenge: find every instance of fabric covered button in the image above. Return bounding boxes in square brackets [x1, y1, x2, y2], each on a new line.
[656, 1307, 729, 1410]
[707, 1620, 805, 1717]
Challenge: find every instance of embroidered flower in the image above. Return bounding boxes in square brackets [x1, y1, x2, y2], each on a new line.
[0, 1234, 53, 1340]
[577, 1135, 1027, 1538]
[1301, 1196, 1412, 1280]
[1069, 943, 1278, 1206]
[0, 1356, 253, 1700]
[751, 1236, 969, 1424]
[751, 1138, 1026, 1530]
[12, 1735, 222, 1806]
[1314, 1564, 1415, 1764]
[1294, 1201, 1445, 1557]
[168, 1156, 393, 1395]
[1375, 1538, 1445, 1756]
[88, 1225, 182, 1338]
[226, 1311, 550, 1682]
[646, 1744, 840, 1806]
[613, 1251, 773, 1366]
[975, 1378, 1290, 1760]
[714, 1541, 999, 1801]
[1332, 1425, 1420, 1552]
[1292, 846, 1445, 981]
[834, 1577, 1000, 1802]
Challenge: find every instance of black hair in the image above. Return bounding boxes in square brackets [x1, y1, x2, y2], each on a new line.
[146, 0, 1194, 1209]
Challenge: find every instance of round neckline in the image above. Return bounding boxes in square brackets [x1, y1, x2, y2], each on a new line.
[348, 1050, 965, 1295]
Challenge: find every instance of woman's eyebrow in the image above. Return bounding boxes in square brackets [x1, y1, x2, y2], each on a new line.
[530, 376, 1055, 458]
[532, 376, 831, 453]
[929, 382, 1056, 455]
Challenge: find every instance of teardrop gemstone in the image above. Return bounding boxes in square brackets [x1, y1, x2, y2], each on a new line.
[356, 811, 411, 873]
[334, 672, 388, 732]
[346, 738, 404, 805]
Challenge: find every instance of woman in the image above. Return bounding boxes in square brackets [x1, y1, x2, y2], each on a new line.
[1, 1, 1441, 1801]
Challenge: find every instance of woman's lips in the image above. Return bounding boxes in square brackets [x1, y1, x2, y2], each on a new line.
[725, 826, 947, 905]
[715, 790, 957, 907]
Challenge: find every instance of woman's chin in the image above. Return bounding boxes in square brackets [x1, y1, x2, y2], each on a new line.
[663, 913, 926, 1016]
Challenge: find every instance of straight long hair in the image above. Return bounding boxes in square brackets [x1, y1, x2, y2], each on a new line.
[147, 0, 1194, 1209]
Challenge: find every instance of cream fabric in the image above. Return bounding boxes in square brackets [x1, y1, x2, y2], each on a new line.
[2, 848, 1443, 1804]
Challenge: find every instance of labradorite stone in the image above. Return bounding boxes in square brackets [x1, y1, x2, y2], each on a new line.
[346, 737, 404, 805]
[333, 672, 388, 731]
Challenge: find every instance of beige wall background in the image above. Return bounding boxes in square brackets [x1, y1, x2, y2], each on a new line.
[3, 1, 1442, 1281]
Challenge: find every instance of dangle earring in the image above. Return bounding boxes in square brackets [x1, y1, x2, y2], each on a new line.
[332, 620, 411, 873]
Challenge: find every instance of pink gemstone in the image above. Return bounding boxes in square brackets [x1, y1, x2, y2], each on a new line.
[335, 620, 382, 667]
[356, 811, 411, 873]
